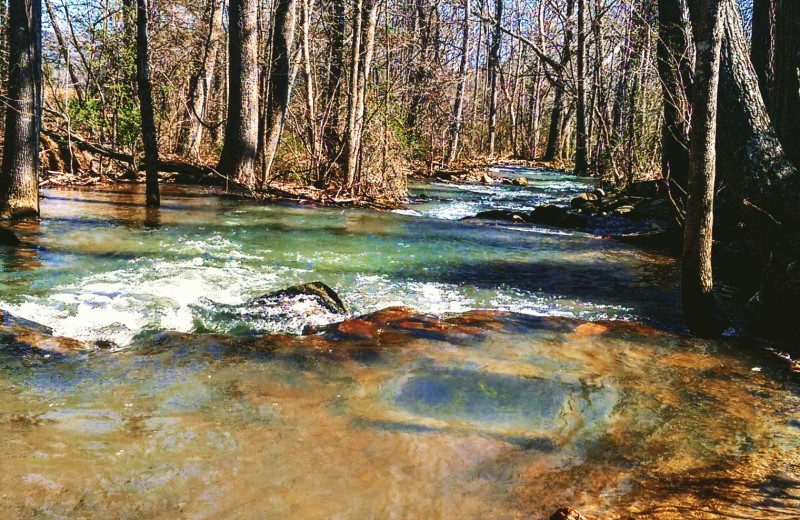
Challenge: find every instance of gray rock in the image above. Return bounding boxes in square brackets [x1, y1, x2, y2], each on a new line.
[260, 281, 348, 314]
[529, 205, 588, 229]
[469, 209, 530, 223]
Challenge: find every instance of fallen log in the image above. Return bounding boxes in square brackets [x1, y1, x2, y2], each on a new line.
[41, 128, 223, 181]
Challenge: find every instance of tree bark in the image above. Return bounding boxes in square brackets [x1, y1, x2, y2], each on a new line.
[259, 0, 297, 186]
[178, 0, 223, 158]
[716, 0, 800, 224]
[543, 0, 574, 162]
[487, 0, 502, 157]
[136, 0, 159, 207]
[682, 0, 727, 337]
[657, 0, 692, 191]
[321, 0, 346, 173]
[300, 0, 319, 178]
[217, 0, 259, 185]
[344, 0, 378, 189]
[0, 0, 41, 219]
[446, 0, 470, 164]
[573, 0, 588, 174]
[750, 0, 775, 116]
[773, 0, 800, 169]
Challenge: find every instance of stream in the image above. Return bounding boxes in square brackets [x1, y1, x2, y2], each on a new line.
[1, 166, 799, 519]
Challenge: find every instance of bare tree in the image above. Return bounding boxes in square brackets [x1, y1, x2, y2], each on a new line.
[487, 0, 502, 156]
[0, 0, 41, 219]
[259, 0, 298, 185]
[217, 0, 259, 185]
[750, 0, 775, 116]
[344, 0, 378, 188]
[135, 0, 159, 207]
[772, 0, 800, 168]
[657, 0, 692, 191]
[682, 0, 727, 336]
[446, 0, 470, 164]
[178, 0, 224, 158]
[573, 0, 588, 174]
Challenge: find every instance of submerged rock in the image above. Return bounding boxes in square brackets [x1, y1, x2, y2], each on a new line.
[259, 281, 348, 315]
[529, 205, 588, 229]
[470, 209, 529, 223]
[196, 281, 349, 336]
[0, 311, 87, 354]
[0, 227, 21, 246]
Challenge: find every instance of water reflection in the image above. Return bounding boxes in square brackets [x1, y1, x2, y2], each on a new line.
[1, 311, 798, 519]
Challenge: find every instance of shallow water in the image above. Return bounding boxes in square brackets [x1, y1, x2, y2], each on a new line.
[1, 174, 799, 519]
[1, 176, 679, 346]
[1, 311, 799, 519]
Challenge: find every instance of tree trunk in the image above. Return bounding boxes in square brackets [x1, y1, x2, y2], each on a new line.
[446, 0, 470, 164]
[0, 0, 40, 219]
[135, 0, 159, 207]
[321, 0, 346, 173]
[544, 87, 565, 162]
[300, 0, 319, 178]
[344, 0, 378, 189]
[716, 0, 800, 224]
[217, 0, 259, 185]
[772, 0, 800, 169]
[750, 0, 775, 116]
[44, 0, 83, 104]
[657, 0, 692, 191]
[682, 0, 727, 337]
[259, 0, 297, 186]
[573, 0, 588, 174]
[543, 0, 574, 162]
[487, 0, 502, 157]
[178, 0, 223, 158]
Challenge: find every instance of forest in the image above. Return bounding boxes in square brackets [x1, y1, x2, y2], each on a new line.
[1, 0, 800, 518]
[0, 0, 797, 339]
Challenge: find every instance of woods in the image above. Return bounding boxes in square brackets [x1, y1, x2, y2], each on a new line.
[0, 0, 798, 337]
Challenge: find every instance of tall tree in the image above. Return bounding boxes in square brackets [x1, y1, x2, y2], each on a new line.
[573, 0, 588, 174]
[716, 0, 799, 223]
[321, 0, 346, 176]
[682, 0, 727, 336]
[344, 0, 378, 188]
[0, 0, 41, 219]
[135, 0, 160, 207]
[543, 0, 575, 162]
[487, 0, 502, 156]
[446, 0, 470, 164]
[259, 0, 298, 185]
[217, 0, 259, 185]
[772, 0, 800, 169]
[750, 0, 775, 116]
[657, 0, 692, 191]
[44, 0, 83, 104]
[178, 0, 224, 158]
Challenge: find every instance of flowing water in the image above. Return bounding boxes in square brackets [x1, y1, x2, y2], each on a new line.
[1, 167, 799, 519]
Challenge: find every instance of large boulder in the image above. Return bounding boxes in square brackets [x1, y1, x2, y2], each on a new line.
[260, 281, 348, 314]
[470, 209, 529, 223]
[195, 281, 349, 336]
[529, 205, 588, 229]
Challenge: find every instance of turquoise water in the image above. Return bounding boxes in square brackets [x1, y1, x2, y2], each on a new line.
[0, 170, 679, 347]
